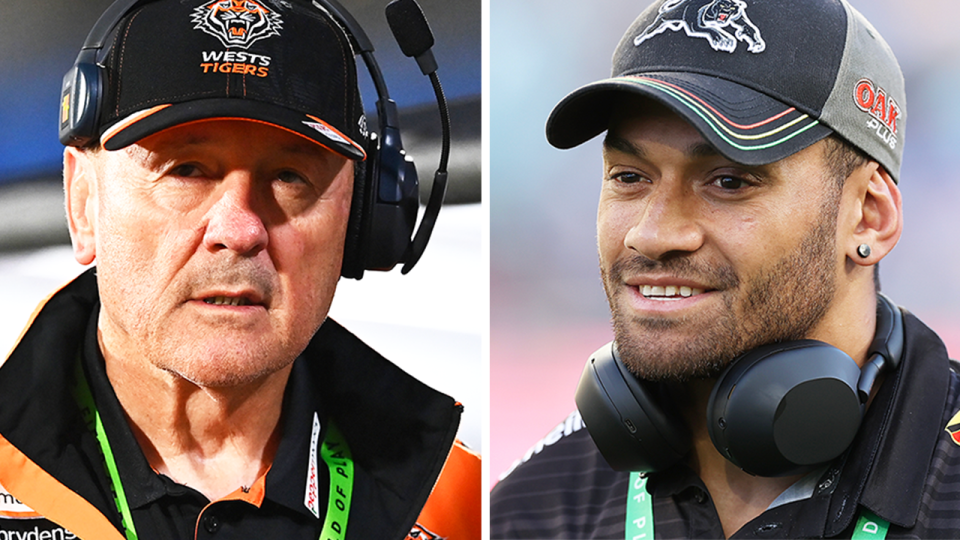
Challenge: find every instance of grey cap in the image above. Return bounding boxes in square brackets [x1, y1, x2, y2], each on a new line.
[547, 0, 906, 182]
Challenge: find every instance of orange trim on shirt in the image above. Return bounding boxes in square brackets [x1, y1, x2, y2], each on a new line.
[219, 468, 269, 507]
[193, 471, 269, 539]
[410, 440, 481, 540]
[0, 510, 43, 519]
[0, 434, 124, 540]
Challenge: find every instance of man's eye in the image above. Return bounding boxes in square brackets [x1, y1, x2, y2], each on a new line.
[612, 172, 646, 184]
[278, 170, 308, 185]
[713, 176, 749, 190]
[170, 164, 203, 177]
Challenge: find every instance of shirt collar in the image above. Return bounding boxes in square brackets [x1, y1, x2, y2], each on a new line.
[82, 302, 332, 519]
[264, 356, 330, 519]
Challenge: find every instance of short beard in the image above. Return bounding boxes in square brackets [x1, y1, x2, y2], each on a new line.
[602, 195, 840, 382]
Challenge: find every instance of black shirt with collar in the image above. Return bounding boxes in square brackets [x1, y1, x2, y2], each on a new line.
[81, 304, 327, 539]
[490, 310, 960, 539]
[0, 269, 461, 540]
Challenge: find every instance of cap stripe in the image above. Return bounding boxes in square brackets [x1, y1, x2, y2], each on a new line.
[100, 108, 366, 161]
[616, 77, 822, 152]
[628, 77, 820, 145]
[305, 114, 366, 157]
[100, 104, 171, 147]
[136, 116, 367, 160]
[632, 77, 799, 133]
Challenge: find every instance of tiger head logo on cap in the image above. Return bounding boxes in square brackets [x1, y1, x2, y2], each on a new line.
[191, 0, 283, 50]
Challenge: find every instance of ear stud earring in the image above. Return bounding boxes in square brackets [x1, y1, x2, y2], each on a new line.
[857, 244, 872, 259]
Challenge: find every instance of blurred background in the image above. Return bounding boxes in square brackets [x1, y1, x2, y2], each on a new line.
[0, 0, 482, 449]
[491, 0, 960, 486]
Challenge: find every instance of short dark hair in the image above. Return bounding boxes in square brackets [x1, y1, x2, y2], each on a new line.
[822, 133, 870, 191]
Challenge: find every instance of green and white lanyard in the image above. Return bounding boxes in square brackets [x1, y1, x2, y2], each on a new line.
[73, 362, 354, 540]
[626, 471, 889, 540]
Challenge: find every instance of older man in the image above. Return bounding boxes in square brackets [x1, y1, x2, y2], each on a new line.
[0, 1, 479, 539]
[491, 0, 960, 538]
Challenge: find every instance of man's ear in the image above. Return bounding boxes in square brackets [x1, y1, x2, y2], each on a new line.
[844, 163, 902, 266]
[63, 147, 98, 265]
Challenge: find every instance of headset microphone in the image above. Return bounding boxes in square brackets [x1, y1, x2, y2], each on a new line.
[386, 0, 437, 74]
[576, 294, 904, 477]
[385, 0, 450, 274]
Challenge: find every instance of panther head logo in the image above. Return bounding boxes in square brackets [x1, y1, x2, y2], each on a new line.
[635, 0, 765, 54]
[191, 0, 283, 50]
[703, 0, 741, 23]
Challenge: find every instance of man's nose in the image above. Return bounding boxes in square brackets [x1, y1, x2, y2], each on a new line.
[202, 173, 269, 257]
[623, 181, 704, 260]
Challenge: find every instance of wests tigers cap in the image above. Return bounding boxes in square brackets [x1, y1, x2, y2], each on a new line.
[69, 0, 367, 160]
[546, 0, 905, 181]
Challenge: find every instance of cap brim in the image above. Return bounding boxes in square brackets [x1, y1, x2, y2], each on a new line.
[546, 72, 832, 166]
[100, 98, 366, 161]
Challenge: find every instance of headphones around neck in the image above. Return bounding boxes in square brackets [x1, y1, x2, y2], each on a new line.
[575, 294, 904, 477]
[59, 0, 450, 280]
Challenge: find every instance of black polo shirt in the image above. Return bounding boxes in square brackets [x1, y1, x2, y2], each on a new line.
[80, 306, 328, 539]
[491, 310, 960, 539]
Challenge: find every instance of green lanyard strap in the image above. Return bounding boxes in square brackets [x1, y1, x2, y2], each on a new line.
[73, 361, 139, 540]
[625, 473, 654, 540]
[626, 471, 890, 540]
[73, 361, 354, 540]
[852, 509, 890, 539]
[319, 421, 353, 540]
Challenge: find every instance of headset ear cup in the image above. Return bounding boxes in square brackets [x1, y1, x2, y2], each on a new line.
[340, 127, 419, 278]
[341, 135, 377, 280]
[576, 342, 690, 472]
[59, 56, 102, 147]
[707, 340, 864, 477]
[364, 125, 419, 270]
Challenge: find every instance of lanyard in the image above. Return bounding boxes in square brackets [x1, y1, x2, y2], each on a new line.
[73, 362, 354, 540]
[625, 473, 653, 540]
[852, 510, 889, 540]
[626, 471, 889, 540]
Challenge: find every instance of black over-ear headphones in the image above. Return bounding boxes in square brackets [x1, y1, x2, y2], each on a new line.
[575, 294, 904, 477]
[59, 0, 450, 280]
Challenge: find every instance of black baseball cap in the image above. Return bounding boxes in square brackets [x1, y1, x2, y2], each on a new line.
[94, 0, 366, 160]
[546, 0, 905, 181]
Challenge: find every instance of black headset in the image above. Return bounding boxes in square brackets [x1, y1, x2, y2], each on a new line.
[59, 0, 450, 280]
[575, 293, 904, 477]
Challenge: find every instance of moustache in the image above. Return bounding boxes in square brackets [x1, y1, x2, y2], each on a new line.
[606, 253, 740, 291]
[184, 259, 278, 305]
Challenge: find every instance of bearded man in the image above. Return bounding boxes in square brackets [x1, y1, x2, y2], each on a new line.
[491, 0, 960, 538]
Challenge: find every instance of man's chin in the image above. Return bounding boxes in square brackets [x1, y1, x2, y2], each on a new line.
[612, 315, 742, 382]
[617, 341, 734, 382]
[154, 339, 299, 389]
[170, 360, 293, 389]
